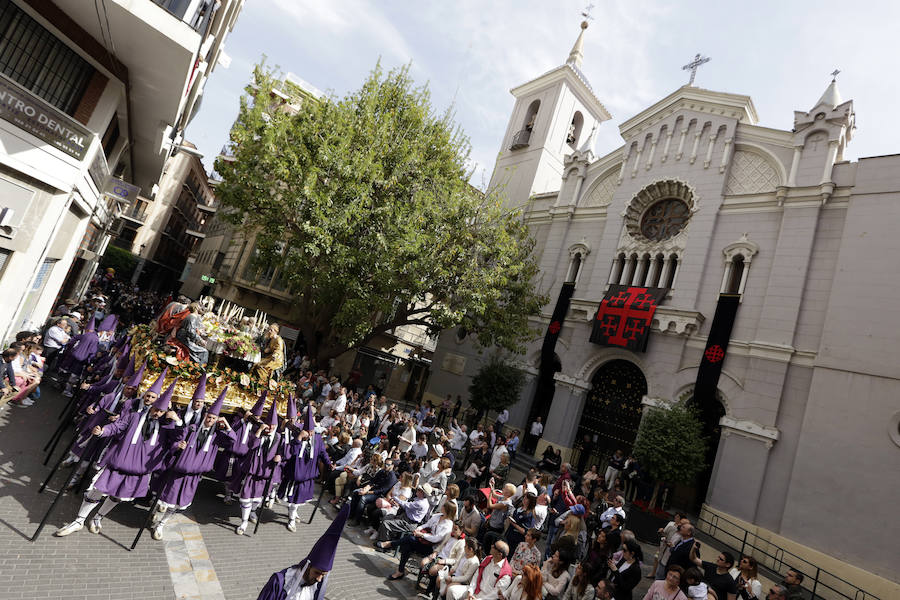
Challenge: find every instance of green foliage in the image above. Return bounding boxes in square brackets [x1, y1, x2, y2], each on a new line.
[468, 355, 525, 414]
[100, 244, 139, 278]
[632, 403, 708, 485]
[214, 62, 548, 361]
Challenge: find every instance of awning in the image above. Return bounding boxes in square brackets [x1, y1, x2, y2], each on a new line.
[589, 285, 668, 352]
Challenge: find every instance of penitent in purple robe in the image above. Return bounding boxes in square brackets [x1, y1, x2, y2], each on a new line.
[91, 409, 177, 500]
[71, 386, 130, 460]
[279, 432, 329, 504]
[157, 423, 235, 508]
[58, 331, 100, 376]
[212, 415, 255, 482]
[256, 559, 327, 600]
[230, 431, 282, 500]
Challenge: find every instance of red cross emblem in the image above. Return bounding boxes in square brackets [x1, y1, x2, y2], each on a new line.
[704, 344, 725, 363]
[594, 287, 658, 347]
[548, 321, 561, 335]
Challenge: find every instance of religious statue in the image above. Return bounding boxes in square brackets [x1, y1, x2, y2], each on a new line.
[252, 323, 285, 384]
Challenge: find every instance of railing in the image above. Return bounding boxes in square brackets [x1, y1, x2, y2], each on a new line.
[151, 0, 216, 32]
[696, 510, 881, 600]
[510, 129, 531, 150]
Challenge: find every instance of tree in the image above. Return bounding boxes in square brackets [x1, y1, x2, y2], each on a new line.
[214, 63, 547, 362]
[468, 355, 525, 421]
[631, 403, 708, 509]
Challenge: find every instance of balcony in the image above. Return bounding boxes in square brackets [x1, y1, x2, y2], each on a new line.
[218, 144, 235, 162]
[151, 0, 216, 32]
[510, 129, 531, 150]
[120, 203, 148, 224]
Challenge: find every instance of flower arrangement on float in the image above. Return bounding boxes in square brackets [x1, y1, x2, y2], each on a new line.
[127, 324, 295, 414]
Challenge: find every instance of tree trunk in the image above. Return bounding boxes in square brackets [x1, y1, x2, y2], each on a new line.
[648, 480, 661, 510]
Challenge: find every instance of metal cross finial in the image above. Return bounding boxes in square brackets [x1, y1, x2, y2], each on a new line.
[581, 3, 595, 20]
[830, 69, 840, 81]
[682, 53, 710, 86]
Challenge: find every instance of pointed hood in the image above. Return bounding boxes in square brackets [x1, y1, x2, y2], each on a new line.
[191, 373, 208, 403]
[307, 503, 350, 571]
[126, 360, 146, 388]
[303, 404, 316, 432]
[85, 316, 97, 333]
[815, 78, 842, 110]
[146, 366, 168, 397]
[98, 314, 117, 332]
[153, 378, 177, 411]
[266, 401, 279, 427]
[112, 333, 130, 351]
[286, 394, 297, 421]
[250, 389, 267, 418]
[121, 354, 135, 380]
[115, 344, 131, 371]
[208, 386, 228, 417]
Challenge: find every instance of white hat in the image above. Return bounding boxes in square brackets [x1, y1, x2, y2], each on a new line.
[418, 482, 434, 495]
[433, 444, 444, 456]
[70, 311, 82, 320]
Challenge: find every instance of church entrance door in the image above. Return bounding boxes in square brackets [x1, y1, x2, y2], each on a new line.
[573, 360, 647, 476]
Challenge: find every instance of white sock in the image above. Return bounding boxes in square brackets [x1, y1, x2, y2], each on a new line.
[288, 504, 298, 520]
[157, 507, 176, 527]
[239, 500, 252, 524]
[75, 498, 101, 523]
[96, 497, 119, 518]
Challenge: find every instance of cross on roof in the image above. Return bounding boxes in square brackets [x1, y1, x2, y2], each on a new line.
[682, 53, 710, 86]
[581, 3, 594, 20]
[830, 69, 840, 81]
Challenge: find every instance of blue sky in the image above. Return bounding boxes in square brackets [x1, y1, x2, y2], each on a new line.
[186, 0, 900, 187]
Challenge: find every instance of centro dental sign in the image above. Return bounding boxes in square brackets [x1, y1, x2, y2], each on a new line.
[0, 73, 91, 160]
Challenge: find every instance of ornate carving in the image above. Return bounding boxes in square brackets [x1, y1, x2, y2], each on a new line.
[623, 179, 698, 241]
[650, 306, 705, 336]
[725, 150, 779, 195]
[582, 172, 617, 207]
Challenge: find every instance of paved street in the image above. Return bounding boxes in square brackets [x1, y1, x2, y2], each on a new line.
[0, 388, 418, 600]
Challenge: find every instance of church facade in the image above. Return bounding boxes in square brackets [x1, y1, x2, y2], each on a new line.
[425, 24, 899, 595]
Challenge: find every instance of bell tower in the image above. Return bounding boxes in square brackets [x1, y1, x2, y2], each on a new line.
[488, 21, 612, 207]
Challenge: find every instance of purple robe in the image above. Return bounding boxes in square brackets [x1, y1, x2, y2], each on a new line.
[71, 388, 131, 460]
[158, 423, 236, 508]
[230, 431, 283, 500]
[91, 410, 177, 500]
[279, 432, 329, 504]
[212, 416, 254, 481]
[58, 332, 100, 375]
[256, 559, 326, 600]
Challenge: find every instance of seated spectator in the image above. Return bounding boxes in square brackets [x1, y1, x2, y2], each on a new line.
[375, 482, 432, 543]
[436, 538, 481, 600]
[458, 494, 483, 539]
[508, 527, 542, 576]
[500, 563, 542, 600]
[542, 550, 572, 600]
[419, 520, 468, 598]
[383, 502, 457, 580]
[447, 540, 511, 600]
[562, 562, 596, 600]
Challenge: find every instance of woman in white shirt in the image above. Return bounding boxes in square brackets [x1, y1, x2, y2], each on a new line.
[499, 564, 543, 600]
[541, 551, 572, 600]
[365, 471, 413, 538]
[386, 502, 457, 580]
[398, 419, 417, 453]
[438, 538, 480, 598]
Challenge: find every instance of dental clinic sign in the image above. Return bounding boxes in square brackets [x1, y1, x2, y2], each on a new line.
[0, 73, 91, 160]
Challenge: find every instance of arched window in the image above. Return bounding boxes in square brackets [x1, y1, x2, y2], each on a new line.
[721, 234, 759, 296]
[609, 253, 626, 285]
[724, 254, 745, 294]
[566, 252, 583, 284]
[567, 111, 584, 146]
[524, 99, 540, 132]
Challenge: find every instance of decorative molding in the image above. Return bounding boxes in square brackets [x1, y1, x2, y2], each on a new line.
[719, 416, 780, 448]
[553, 371, 591, 392]
[581, 171, 617, 207]
[641, 396, 672, 410]
[725, 150, 780, 195]
[652, 306, 705, 336]
[723, 233, 760, 262]
[568, 238, 591, 257]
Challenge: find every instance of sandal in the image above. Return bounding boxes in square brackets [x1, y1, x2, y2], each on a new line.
[388, 571, 405, 580]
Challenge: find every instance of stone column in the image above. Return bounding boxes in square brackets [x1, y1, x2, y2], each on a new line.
[676, 128, 688, 160]
[787, 145, 802, 187]
[661, 131, 673, 163]
[689, 132, 702, 164]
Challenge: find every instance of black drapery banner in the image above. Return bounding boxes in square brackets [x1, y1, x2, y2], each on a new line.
[693, 294, 741, 406]
[527, 281, 576, 427]
[589, 285, 667, 352]
[540, 282, 575, 370]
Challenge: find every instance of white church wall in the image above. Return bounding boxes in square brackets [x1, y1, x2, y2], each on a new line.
[780, 366, 900, 581]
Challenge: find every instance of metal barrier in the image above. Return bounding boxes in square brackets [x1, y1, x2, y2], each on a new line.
[695, 510, 881, 600]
